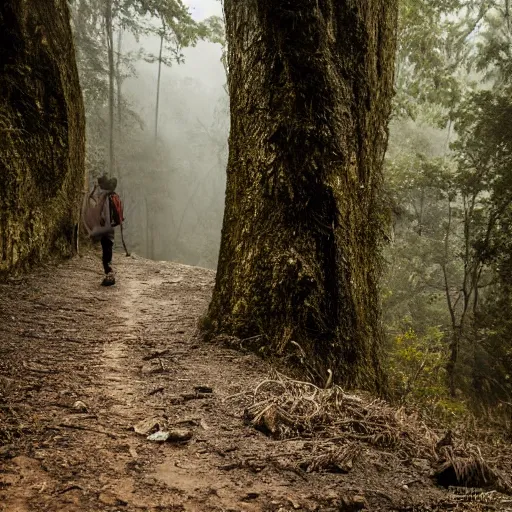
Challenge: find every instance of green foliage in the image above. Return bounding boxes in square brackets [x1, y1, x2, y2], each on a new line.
[382, 136, 454, 334]
[453, 89, 512, 204]
[384, 0, 512, 418]
[393, 0, 512, 122]
[71, 0, 224, 105]
[384, 99, 512, 406]
[139, 0, 224, 67]
[394, 0, 471, 120]
[386, 326, 469, 421]
[473, 4, 512, 88]
[70, 0, 110, 110]
[388, 326, 447, 400]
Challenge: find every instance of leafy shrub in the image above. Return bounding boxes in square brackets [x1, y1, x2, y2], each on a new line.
[386, 325, 468, 423]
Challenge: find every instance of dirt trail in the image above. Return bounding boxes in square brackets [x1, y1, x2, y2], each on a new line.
[0, 253, 505, 512]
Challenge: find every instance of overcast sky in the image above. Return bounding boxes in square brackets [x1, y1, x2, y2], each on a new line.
[184, 0, 223, 20]
[124, 0, 225, 92]
[123, 0, 226, 138]
[126, 0, 224, 74]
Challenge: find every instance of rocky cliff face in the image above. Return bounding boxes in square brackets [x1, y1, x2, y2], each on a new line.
[0, 1, 85, 276]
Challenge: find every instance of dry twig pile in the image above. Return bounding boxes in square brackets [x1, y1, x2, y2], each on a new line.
[226, 370, 512, 492]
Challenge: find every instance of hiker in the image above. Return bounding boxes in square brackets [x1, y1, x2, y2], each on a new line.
[82, 175, 124, 287]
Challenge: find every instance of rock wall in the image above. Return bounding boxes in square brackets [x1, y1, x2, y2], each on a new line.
[0, 0, 85, 276]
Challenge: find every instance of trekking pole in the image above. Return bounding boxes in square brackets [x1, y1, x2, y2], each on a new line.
[77, 187, 91, 257]
[120, 222, 130, 257]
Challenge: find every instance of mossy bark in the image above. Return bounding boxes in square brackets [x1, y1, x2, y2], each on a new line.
[0, 0, 85, 277]
[206, 0, 398, 392]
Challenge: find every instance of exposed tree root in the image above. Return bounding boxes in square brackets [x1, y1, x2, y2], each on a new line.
[228, 370, 512, 494]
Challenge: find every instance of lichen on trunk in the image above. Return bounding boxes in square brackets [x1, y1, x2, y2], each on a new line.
[205, 0, 398, 392]
[0, 0, 85, 277]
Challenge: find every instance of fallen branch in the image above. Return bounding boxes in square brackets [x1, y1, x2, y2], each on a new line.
[57, 423, 117, 439]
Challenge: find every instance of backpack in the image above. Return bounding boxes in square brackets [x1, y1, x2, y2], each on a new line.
[109, 192, 124, 227]
[82, 187, 112, 240]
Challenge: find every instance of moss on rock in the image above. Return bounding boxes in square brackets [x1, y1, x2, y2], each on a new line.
[0, 1, 85, 277]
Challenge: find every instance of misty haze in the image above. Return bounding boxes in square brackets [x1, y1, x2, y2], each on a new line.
[1, 1, 512, 510]
[82, 0, 228, 268]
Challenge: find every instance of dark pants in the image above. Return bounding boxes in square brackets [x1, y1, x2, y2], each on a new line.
[101, 237, 113, 274]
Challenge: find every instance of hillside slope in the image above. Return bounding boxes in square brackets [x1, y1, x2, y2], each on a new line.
[0, 253, 511, 511]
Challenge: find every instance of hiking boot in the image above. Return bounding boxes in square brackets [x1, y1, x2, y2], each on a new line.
[101, 272, 116, 287]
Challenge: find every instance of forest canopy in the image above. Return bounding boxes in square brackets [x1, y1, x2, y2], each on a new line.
[384, 0, 512, 417]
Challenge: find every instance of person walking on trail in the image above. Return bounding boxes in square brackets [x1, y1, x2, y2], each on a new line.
[82, 175, 124, 287]
[98, 175, 116, 286]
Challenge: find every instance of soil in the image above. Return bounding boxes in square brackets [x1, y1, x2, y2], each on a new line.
[0, 252, 511, 511]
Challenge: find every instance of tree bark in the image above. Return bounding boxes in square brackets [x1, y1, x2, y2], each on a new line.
[0, 0, 85, 277]
[206, 0, 398, 391]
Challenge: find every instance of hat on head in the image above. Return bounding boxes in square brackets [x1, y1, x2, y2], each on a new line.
[98, 175, 117, 192]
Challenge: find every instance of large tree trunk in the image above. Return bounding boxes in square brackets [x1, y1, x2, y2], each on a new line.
[0, 0, 85, 277]
[206, 0, 398, 391]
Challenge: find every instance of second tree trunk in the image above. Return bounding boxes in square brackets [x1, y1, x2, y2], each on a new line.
[207, 0, 398, 392]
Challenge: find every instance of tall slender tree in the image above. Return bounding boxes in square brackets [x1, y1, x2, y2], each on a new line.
[154, 18, 166, 140]
[105, 0, 115, 177]
[206, 0, 398, 391]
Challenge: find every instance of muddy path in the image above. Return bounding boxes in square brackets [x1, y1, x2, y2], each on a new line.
[1, 252, 505, 512]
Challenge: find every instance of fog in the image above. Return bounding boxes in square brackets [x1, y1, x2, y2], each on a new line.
[102, 0, 228, 268]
